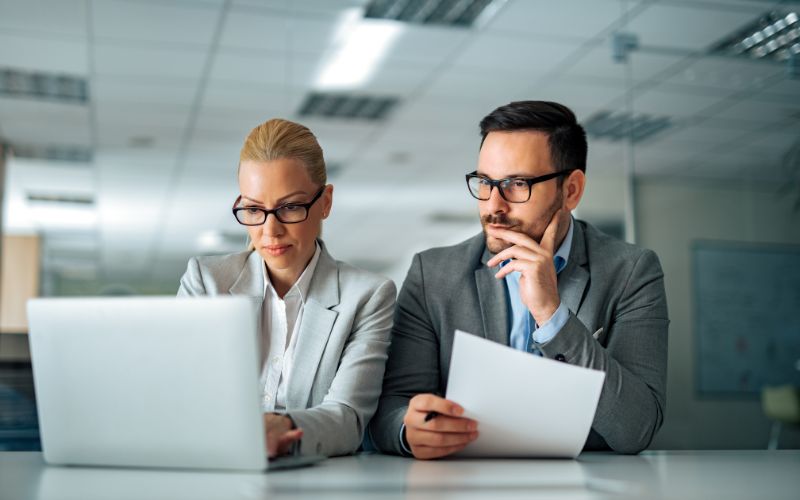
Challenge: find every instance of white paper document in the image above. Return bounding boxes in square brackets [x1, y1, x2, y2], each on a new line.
[446, 330, 606, 458]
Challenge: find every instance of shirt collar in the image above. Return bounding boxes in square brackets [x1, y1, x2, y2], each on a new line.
[553, 216, 574, 274]
[262, 241, 322, 303]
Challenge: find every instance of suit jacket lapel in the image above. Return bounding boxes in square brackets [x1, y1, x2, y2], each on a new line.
[476, 246, 509, 346]
[559, 221, 589, 314]
[229, 250, 265, 298]
[286, 241, 339, 408]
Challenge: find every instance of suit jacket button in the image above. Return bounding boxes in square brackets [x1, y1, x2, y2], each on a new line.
[554, 354, 566, 362]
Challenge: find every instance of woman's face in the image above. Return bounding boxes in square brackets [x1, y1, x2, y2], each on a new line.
[237, 158, 332, 282]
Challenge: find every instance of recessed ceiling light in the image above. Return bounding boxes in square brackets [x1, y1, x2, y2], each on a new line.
[712, 11, 800, 62]
[10, 143, 93, 163]
[315, 9, 402, 90]
[583, 111, 672, 143]
[298, 92, 399, 121]
[0, 67, 88, 104]
[364, 0, 501, 28]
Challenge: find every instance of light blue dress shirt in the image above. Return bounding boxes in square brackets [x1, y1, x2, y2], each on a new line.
[502, 217, 573, 354]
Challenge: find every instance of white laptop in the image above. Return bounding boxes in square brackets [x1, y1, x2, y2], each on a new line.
[27, 296, 324, 472]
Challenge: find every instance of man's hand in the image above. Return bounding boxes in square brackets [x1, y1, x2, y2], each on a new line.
[486, 208, 563, 326]
[263, 413, 303, 458]
[403, 394, 478, 460]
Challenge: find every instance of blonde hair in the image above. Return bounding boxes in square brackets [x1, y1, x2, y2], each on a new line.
[239, 118, 326, 185]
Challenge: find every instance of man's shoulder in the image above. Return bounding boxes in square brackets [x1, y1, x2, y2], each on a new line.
[416, 232, 485, 267]
[578, 220, 660, 269]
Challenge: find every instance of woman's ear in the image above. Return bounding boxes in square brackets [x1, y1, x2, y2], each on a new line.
[322, 184, 334, 218]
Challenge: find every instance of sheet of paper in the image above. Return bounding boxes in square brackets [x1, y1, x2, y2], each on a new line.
[445, 330, 606, 458]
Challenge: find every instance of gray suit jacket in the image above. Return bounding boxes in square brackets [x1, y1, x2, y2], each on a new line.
[177, 241, 396, 457]
[369, 220, 668, 455]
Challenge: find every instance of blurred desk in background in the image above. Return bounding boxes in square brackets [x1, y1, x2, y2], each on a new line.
[1, 450, 798, 500]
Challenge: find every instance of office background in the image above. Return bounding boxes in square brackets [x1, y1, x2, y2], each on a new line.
[0, 0, 798, 451]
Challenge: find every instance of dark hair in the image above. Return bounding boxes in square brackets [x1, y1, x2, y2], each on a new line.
[479, 101, 587, 173]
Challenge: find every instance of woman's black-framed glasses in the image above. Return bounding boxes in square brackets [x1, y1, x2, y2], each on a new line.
[465, 170, 574, 203]
[232, 186, 326, 225]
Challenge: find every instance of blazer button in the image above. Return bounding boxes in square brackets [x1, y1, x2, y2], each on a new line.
[554, 354, 566, 362]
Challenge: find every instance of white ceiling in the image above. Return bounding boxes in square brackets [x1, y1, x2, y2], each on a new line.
[1, 0, 799, 292]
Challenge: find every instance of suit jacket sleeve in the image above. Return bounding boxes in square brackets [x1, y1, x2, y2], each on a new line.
[368, 254, 440, 455]
[177, 257, 206, 296]
[287, 279, 396, 457]
[539, 249, 669, 454]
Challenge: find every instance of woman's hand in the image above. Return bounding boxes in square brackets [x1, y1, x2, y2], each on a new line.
[263, 413, 303, 458]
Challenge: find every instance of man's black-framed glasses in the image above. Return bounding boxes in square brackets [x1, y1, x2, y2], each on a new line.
[232, 186, 325, 225]
[465, 170, 574, 203]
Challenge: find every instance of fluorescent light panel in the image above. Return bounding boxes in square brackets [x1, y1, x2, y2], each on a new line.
[712, 11, 800, 61]
[315, 12, 402, 90]
[10, 143, 93, 163]
[365, 0, 496, 27]
[583, 111, 672, 143]
[298, 93, 399, 121]
[0, 68, 88, 103]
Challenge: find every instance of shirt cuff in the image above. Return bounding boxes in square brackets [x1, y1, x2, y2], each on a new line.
[532, 302, 569, 345]
[399, 423, 413, 456]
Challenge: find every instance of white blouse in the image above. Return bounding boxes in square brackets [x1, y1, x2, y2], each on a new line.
[259, 243, 321, 411]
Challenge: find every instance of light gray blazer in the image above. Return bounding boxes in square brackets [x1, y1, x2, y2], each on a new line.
[369, 220, 669, 455]
[177, 240, 396, 457]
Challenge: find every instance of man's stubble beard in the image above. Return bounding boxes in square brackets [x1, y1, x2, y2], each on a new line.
[481, 190, 564, 255]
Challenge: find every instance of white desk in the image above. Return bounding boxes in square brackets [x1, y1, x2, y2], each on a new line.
[1, 450, 798, 499]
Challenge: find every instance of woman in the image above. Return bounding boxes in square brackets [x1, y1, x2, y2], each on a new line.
[178, 118, 396, 458]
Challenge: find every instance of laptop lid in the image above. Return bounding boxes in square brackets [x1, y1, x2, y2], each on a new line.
[28, 296, 269, 471]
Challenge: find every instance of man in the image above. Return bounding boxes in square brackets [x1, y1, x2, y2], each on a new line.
[369, 101, 668, 458]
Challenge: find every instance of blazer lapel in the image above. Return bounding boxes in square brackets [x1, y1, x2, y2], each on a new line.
[558, 221, 589, 314]
[228, 250, 267, 361]
[475, 246, 509, 346]
[229, 250, 265, 298]
[286, 242, 339, 408]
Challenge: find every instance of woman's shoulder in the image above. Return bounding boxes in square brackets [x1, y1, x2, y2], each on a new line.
[185, 250, 257, 288]
[189, 250, 254, 272]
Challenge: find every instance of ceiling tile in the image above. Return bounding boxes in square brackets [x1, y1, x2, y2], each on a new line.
[665, 56, 785, 94]
[208, 49, 320, 88]
[0, 33, 88, 74]
[202, 80, 305, 115]
[487, 0, 627, 40]
[531, 77, 624, 113]
[0, 0, 87, 38]
[92, 0, 221, 47]
[219, 10, 339, 55]
[627, 85, 731, 118]
[96, 101, 191, 129]
[93, 44, 207, 79]
[449, 32, 583, 76]
[421, 67, 535, 104]
[385, 25, 471, 67]
[626, 2, 768, 51]
[563, 45, 687, 84]
[0, 98, 90, 145]
[231, 0, 368, 16]
[92, 76, 197, 107]
[711, 96, 800, 124]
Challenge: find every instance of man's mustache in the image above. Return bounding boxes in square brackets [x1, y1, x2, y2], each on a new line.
[481, 213, 519, 227]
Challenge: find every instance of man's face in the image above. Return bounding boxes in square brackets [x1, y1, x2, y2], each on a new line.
[477, 130, 565, 254]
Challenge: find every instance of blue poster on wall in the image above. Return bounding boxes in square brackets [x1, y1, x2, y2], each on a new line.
[693, 241, 800, 396]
